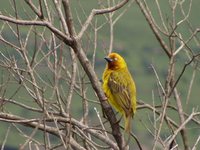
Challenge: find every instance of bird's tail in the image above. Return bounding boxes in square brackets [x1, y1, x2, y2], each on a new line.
[125, 115, 132, 133]
[123, 115, 132, 148]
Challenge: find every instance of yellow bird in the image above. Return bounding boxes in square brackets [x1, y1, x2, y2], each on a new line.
[102, 52, 136, 133]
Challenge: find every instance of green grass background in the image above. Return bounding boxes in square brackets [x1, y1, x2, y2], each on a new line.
[0, 0, 200, 149]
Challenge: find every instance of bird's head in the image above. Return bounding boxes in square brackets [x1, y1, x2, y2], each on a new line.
[104, 53, 127, 70]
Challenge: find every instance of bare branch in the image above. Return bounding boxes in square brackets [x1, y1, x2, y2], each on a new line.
[77, 0, 130, 39]
[135, 0, 171, 58]
[25, 0, 44, 19]
[165, 111, 200, 149]
[1, 125, 11, 150]
[0, 15, 73, 46]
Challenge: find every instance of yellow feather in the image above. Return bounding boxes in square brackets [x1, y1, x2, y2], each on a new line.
[102, 53, 136, 133]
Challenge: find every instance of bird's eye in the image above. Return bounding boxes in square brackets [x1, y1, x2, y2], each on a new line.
[114, 57, 118, 61]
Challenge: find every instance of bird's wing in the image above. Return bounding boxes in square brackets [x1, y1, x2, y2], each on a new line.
[108, 71, 135, 116]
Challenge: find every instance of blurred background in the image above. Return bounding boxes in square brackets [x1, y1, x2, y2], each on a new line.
[0, 0, 200, 149]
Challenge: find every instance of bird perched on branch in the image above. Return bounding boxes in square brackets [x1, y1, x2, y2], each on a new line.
[102, 52, 136, 133]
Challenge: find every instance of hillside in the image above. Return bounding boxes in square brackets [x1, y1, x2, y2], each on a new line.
[0, 0, 200, 149]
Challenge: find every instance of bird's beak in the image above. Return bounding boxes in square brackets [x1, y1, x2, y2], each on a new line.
[104, 57, 113, 62]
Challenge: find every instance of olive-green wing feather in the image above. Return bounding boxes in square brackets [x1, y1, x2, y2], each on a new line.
[108, 70, 136, 116]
